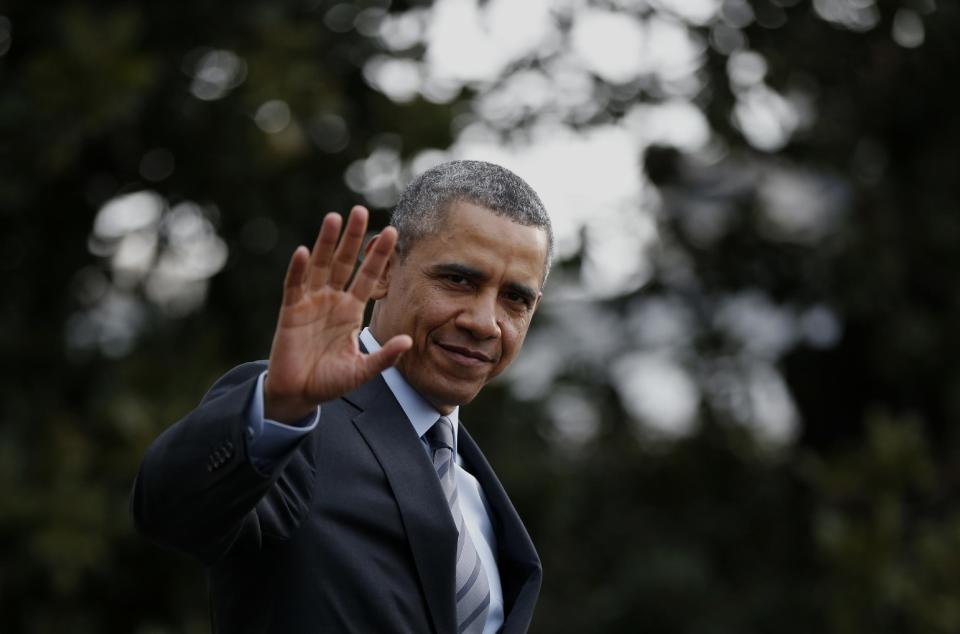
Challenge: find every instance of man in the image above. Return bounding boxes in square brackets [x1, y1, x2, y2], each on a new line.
[132, 160, 552, 633]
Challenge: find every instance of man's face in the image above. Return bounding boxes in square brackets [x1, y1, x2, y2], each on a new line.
[371, 201, 549, 413]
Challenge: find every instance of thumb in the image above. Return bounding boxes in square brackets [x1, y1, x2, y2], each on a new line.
[361, 335, 413, 377]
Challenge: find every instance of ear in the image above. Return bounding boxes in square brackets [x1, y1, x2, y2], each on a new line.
[364, 233, 394, 300]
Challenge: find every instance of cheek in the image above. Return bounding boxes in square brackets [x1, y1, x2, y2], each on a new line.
[500, 317, 531, 355]
[410, 290, 457, 339]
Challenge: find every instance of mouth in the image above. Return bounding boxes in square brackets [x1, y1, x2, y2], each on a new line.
[435, 342, 495, 366]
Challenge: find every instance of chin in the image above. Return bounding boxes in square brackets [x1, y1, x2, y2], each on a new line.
[426, 383, 483, 411]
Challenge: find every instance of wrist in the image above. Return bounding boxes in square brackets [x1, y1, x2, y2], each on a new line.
[263, 381, 317, 425]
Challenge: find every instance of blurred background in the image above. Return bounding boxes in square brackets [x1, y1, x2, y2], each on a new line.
[2, 0, 959, 631]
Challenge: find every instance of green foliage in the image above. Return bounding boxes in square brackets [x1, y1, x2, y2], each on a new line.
[807, 417, 960, 633]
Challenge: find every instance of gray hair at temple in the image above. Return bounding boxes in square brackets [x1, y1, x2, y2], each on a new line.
[390, 160, 555, 282]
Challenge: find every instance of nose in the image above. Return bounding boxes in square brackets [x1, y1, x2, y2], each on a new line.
[456, 292, 501, 340]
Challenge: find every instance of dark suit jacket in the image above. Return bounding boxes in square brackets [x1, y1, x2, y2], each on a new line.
[131, 361, 541, 633]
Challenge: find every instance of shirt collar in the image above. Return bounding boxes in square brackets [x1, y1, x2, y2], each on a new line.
[360, 327, 459, 447]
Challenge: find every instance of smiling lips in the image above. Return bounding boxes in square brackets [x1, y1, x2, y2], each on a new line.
[436, 341, 496, 364]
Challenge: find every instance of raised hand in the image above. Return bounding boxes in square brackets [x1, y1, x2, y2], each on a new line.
[263, 206, 412, 423]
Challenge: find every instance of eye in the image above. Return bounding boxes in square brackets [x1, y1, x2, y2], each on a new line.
[503, 291, 531, 307]
[442, 273, 477, 290]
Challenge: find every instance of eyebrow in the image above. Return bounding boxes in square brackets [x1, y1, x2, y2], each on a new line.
[430, 262, 539, 304]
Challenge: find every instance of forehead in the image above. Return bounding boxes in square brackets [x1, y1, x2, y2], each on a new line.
[414, 201, 550, 282]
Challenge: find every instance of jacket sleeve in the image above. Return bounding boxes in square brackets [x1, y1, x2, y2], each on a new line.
[130, 361, 317, 564]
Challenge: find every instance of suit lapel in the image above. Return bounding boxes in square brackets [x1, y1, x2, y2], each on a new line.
[458, 424, 543, 634]
[345, 376, 458, 634]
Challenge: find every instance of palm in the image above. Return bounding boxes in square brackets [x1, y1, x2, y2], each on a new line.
[264, 207, 411, 422]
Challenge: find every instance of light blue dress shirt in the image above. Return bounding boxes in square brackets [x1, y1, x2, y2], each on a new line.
[246, 327, 504, 634]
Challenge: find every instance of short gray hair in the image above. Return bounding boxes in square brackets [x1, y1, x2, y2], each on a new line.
[390, 160, 554, 280]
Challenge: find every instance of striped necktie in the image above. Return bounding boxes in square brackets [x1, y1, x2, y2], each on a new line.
[425, 417, 491, 634]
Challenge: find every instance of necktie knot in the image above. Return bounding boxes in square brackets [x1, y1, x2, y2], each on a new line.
[426, 416, 455, 453]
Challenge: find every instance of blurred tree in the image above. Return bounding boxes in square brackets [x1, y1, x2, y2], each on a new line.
[806, 416, 960, 633]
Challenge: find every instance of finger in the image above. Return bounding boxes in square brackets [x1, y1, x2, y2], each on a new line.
[328, 205, 369, 289]
[306, 212, 342, 291]
[282, 246, 310, 306]
[349, 226, 398, 301]
[361, 334, 413, 377]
